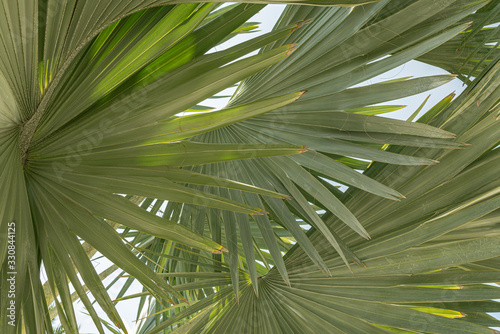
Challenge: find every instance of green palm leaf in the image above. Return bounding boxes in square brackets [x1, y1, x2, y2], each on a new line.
[0, 3, 316, 332]
[2, 0, 500, 332]
[145, 39, 500, 334]
[168, 0, 492, 292]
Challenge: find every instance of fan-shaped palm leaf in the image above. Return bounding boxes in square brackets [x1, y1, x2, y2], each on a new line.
[143, 35, 500, 334]
[2, 0, 500, 333]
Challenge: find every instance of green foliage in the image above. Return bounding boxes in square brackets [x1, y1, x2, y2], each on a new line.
[1, 0, 500, 333]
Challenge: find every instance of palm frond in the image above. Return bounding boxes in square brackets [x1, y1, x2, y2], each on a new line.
[167, 0, 493, 291]
[2, 0, 500, 332]
[145, 42, 500, 334]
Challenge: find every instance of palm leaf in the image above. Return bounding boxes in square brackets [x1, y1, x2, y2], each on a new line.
[145, 38, 500, 334]
[0, 3, 322, 331]
[166, 0, 492, 292]
[2, 0, 500, 332]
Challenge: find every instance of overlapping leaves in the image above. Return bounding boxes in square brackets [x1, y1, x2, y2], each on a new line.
[149, 0, 494, 298]
[0, 3, 318, 333]
[1, 0, 500, 333]
[139, 18, 500, 334]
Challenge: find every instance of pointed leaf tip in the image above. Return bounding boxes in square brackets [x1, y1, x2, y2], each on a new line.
[298, 146, 309, 154]
[292, 19, 312, 33]
[251, 208, 268, 215]
[213, 246, 228, 254]
[286, 44, 298, 56]
[296, 90, 308, 100]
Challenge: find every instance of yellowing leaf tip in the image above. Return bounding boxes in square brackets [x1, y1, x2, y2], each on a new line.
[292, 19, 312, 33]
[286, 44, 298, 56]
[213, 246, 228, 254]
[251, 208, 268, 215]
[298, 146, 309, 154]
[296, 90, 308, 100]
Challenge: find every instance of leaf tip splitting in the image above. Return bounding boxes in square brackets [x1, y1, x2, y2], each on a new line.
[251, 208, 268, 215]
[297, 146, 309, 154]
[286, 43, 298, 56]
[296, 90, 308, 102]
[320, 266, 333, 277]
[350, 257, 365, 269]
[292, 19, 312, 33]
[252, 286, 259, 297]
[213, 246, 228, 254]
[386, 193, 404, 201]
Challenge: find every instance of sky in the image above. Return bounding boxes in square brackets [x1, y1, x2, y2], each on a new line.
[64, 4, 485, 333]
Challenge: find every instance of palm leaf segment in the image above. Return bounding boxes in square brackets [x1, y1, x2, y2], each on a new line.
[97, 2, 480, 325]
[0, 2, 332, 333]
[167, 53, 500, 334]
[158, 0, 493, 296]
[0, 1, 410, 332]
[128, 1, 500, 334]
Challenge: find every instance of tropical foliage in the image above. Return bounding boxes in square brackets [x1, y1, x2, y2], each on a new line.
[1, 0, 500, 333]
